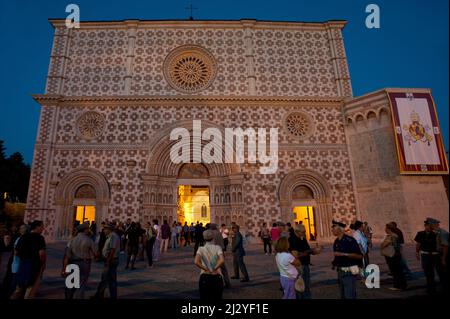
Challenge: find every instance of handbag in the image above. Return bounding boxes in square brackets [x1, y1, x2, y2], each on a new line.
[380, 235, 396, 258]
[380, 245, 395, 257]
[294, 275, 305, 292]
[294, 267, 305, 292]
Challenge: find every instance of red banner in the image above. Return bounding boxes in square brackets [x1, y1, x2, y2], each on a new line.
[387, 90, 448, 174]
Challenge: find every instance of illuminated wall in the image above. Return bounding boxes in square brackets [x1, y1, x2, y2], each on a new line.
[177, 185, 210, 225]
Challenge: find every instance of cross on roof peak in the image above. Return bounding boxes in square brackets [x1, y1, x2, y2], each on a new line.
[185, 3, 198, 20]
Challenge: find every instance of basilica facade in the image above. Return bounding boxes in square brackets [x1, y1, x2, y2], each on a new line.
[25, 19, 448, 242]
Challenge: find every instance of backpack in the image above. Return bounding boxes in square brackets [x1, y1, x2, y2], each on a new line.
[147, 227, 156, 238]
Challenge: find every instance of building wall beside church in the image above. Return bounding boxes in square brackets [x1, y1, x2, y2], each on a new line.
[344, 89, 449, 241]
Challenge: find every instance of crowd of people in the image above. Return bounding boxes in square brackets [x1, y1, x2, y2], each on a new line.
[0, 216, 447, 300]
[268, 218, 448, 299]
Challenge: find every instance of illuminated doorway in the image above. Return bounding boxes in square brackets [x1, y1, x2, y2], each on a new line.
[73, 184, 96, 228]
[293, 206, 316, 241]
[177, 185, 210, 225]
[74, 205, 96, 224]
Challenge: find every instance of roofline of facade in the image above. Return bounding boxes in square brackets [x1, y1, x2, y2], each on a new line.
[31, 94, 345, 106]
[47, 18, 347, 29]
[345, 87, 432, 107]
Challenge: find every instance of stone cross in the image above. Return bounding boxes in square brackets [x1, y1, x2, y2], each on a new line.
[185, 3, 197, 20]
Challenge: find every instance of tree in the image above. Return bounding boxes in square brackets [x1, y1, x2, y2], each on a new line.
[0, 139, 6, 218]
[4, 152, 30, 202]
[0, 141, 31, 204]
[0, 139, 5, 162]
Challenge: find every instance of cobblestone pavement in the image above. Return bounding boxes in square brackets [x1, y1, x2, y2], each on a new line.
[0, 241, 437, 299]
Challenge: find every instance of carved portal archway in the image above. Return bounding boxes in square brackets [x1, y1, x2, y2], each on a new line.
[141, 120, 244, 228]
[54, 168, 110, 238]
[278, 169, 333, 238]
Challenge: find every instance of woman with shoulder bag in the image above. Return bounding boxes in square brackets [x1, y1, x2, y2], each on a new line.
[194, 229, 225, 300]
[275, 237, 301, 299]
[380, 223, 407, 291]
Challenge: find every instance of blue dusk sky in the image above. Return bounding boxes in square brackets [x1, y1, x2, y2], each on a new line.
[0, 0, 448, 164]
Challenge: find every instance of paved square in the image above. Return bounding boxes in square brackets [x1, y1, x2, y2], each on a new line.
[0, 241, 435, 299]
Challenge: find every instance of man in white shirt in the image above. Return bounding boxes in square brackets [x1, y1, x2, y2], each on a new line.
[176, 223, 182, 247]
[352, 221, 369, 270]
[210, 224, 231, 288]
[62, 222, 96, 299]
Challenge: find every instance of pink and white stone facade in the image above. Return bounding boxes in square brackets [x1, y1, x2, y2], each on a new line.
[25, 19, 447, 242]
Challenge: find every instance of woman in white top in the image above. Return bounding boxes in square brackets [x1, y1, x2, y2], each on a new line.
[195, 229, 225, 300]
[275, 236, 301, 299]
[152, 219, 161, 262]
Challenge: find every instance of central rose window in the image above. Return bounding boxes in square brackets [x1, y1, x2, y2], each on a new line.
[163, 45, 217, 93]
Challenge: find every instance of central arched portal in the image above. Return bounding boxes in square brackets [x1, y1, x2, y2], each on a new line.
[140, 120, 245, 228]
[177, 163, 211, 225]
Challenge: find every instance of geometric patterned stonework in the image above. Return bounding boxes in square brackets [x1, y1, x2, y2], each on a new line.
[54, 20, 350, 98]
[28, 97, 357, 240]
[27, 19, 360, 241]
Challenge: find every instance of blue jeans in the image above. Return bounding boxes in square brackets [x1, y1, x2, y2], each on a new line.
[337, 270, 357, 299]
[296, 265, 311, 299]
[171, 235, 178, 249]
[421, 253, 445, 294]
[153, 239, 161, 261]
[95, 258, 119, 299]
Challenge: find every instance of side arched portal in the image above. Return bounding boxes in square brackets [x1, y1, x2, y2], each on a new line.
[54, 168, 110, 238]
[278, 169, 333, 238]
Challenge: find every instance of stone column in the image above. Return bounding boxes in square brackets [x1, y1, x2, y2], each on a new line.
[124, 20, 139, 94]
[315, 199, 333, 238]
[279, 201, 292, 223]
[28, 25, 73, 240]
[46, 27, 72, 94]
[325, 22, 353, 98]
[241, 19, 256, 95]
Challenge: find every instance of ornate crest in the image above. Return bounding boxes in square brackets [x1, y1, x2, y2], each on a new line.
[402, 110, 433, 146]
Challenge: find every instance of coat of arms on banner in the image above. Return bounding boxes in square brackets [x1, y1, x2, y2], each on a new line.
[387, 90, 448, 174]
[402, 110, 433, 146]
